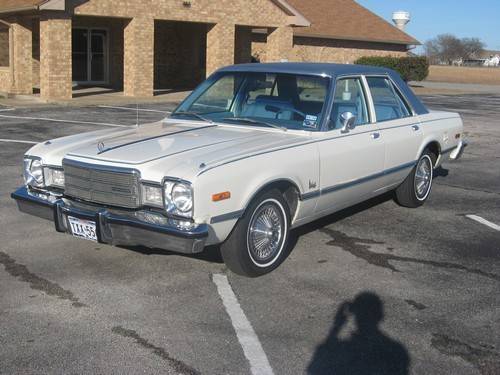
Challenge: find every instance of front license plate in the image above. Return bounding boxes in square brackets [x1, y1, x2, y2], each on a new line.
[68, 216, 97, 242]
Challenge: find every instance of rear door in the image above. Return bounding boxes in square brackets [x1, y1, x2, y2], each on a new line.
[315, 76, 385, 214]
[365, 76, 423, 188]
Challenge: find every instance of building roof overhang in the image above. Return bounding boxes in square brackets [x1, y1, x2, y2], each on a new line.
[0, 0, 64, 14]
[0, 0, 310, 27]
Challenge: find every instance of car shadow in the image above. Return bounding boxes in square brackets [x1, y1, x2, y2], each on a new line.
[434, 166, 449, 178]
[288, 191, 394, 248]
[307, 292, 410, 375]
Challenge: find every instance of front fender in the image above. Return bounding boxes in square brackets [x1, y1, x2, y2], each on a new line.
[194, 142, 320, 244]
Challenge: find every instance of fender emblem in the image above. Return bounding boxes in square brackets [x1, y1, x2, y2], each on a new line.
[309, 180, 317, 189]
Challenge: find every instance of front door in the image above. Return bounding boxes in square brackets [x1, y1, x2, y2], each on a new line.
[72, 28, 108, 84]
[315, 76, 385, 214]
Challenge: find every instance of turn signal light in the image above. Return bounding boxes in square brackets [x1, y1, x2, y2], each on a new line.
[212, 191, 231, 202]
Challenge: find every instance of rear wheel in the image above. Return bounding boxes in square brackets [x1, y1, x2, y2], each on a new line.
[220, 189, 291, 277]
[395, 150, 435, 208]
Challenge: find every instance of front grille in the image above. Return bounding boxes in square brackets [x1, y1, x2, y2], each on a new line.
[63, 160, 141, 208]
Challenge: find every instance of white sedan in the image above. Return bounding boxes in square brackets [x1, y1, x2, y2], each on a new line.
[12, 63, 466, 277]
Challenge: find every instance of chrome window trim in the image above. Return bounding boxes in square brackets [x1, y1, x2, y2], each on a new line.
[364, 74, 417, 123]
[326, 75, 372, 131]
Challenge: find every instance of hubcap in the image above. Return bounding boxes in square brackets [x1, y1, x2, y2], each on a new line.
[414, 156, 433, 200]
[247, 200, 285, 266]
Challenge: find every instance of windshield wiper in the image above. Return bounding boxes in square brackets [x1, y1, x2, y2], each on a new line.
[222, 117, 287, 131]
[172, 111, 214, 124]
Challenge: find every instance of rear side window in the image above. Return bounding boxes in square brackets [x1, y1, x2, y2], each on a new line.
[366, 77, 412, 122]
[330, 77, 369, 130]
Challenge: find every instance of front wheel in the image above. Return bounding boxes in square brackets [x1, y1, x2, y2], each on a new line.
[220, 189, 291, 277]
[395, 151, 435, 208]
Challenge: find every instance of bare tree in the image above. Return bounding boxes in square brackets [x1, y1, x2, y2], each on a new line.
[461, 38, 485, 59]
[423, 34, 485, 64]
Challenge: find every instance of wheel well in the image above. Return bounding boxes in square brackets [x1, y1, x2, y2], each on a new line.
[424, 141, 440, 165]
[250, 180, 300, 219]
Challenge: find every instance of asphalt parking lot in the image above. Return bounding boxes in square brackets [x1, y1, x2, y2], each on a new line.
[0, 94, 499, 375]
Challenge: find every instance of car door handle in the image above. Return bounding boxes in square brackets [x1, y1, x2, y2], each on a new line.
[371, 132, 381, 140]
[412, 125, 420, 131]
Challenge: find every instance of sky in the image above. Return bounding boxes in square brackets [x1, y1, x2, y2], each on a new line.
[357, 0, 500, 52]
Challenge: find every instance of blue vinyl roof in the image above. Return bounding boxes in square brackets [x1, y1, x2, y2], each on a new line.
[219, 62, 391, 77]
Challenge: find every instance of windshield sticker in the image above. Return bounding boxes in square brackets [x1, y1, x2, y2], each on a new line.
[303, 115, 318, 129]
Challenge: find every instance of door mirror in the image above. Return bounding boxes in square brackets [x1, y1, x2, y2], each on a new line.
[340, 111, 356, 133]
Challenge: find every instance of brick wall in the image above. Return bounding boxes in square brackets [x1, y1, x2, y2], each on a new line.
[73, 0, 289, 28]
[252, 34, 407, 64]
[206, 22, 235, 76]
[0, 26, 9, 67]
[39, 15, 72, 100]
[124, 17, 154, 97]
[0, 68, 11, 92]
[11, 20, 32, 94]
[292, 37, 408, 64]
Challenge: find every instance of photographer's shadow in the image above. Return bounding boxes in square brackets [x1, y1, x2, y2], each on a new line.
[308, 292, 410, 375]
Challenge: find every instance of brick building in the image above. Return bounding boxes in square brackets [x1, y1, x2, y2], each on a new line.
[0, 0, 419, 101]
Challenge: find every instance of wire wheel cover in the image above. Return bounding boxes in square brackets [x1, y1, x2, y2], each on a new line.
[247, 201, 285, 264]
[415, 156, 432, 199]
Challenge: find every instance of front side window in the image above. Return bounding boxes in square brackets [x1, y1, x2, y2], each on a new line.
[173, 72, 330, 131]
[366, 77, 412, 122]
[330, 77, 369, 130]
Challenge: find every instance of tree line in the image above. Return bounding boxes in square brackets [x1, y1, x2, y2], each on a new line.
[424, 34, 485, 65]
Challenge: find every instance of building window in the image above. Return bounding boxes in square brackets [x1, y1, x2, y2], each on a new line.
[0, 24, 9, 67]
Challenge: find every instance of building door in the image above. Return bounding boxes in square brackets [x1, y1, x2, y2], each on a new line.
[72, 28, 108, 84]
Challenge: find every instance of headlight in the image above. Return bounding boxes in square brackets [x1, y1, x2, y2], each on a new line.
[164, 180, 193, 218]
[24, 158, 44, 188]
[44, 167, 65, 188]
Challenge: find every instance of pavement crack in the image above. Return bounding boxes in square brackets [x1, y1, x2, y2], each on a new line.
[431, 333, 500, 375]
[319, 228, 500, 282]
[434, 182, 500, 196]
[0, 251, 86, 308]
[111, 326, 199, 375]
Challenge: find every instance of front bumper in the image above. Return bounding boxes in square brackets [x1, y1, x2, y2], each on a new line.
[11, 186, 208, 254]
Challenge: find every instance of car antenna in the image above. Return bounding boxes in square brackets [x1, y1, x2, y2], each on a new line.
[136, 103, 139, 128]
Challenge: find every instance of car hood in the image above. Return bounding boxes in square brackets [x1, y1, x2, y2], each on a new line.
[36, 119, 310, 181]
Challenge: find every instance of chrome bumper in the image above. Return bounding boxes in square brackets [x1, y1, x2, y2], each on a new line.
[11, 186, 208, 254]
[449, 140, 467, 160]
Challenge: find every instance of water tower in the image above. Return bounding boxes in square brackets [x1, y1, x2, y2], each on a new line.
[392, 11, 411, 31]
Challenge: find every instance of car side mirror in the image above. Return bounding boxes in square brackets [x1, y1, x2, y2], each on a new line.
[340, 112, 356, 133]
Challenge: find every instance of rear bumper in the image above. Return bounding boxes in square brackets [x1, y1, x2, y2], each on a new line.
[439, 140, 467, 164]
[449, 140, 467, 160]
[11, 186, 208, 254]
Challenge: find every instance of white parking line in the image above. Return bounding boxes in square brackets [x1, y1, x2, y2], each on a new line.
[212, 274, 274, 375]
[98, 105, 171, 114]
[0, 138, 37, 144]
[0, 108, 15, 112]
[0, 114, 129, 128]
[466, 215, 500, 231]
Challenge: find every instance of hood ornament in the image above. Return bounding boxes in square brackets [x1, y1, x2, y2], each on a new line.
[97, 141, 105, 153]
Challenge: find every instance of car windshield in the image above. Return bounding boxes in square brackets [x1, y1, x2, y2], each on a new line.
[172, 72, 330, 131]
